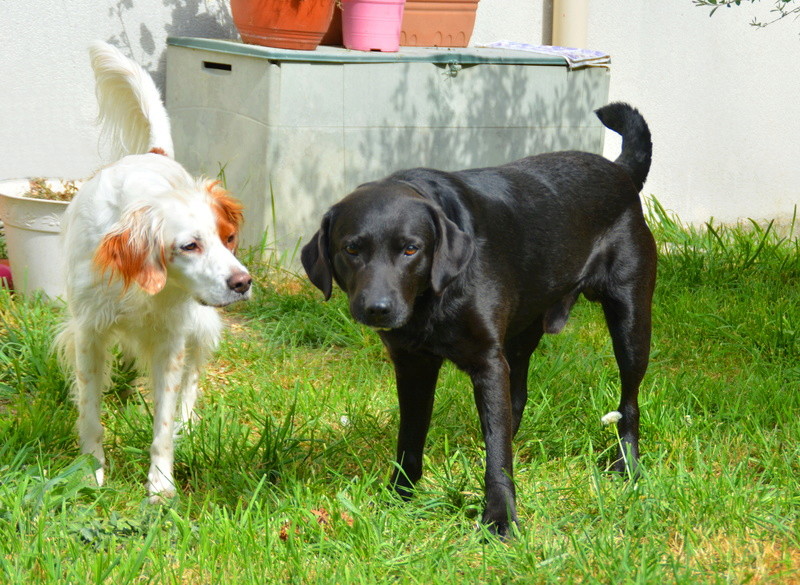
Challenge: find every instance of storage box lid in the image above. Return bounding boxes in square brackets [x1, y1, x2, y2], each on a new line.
[167, 37, 572, 67]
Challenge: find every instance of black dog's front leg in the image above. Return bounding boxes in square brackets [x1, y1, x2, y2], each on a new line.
[388, 347, 443, 499]
[469, 350, 517, 537]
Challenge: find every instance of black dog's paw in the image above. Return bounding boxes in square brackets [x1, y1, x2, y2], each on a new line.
[391, 484, 415, 501]
[611, 455, 640, 481]
[478, 515, 518, 541]
[480, 506, 518, 540]
[387, 475, 416, 502]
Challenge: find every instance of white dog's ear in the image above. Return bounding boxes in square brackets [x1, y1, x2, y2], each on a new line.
[94, 205, 167, 294]
[205, 180, 244, 251]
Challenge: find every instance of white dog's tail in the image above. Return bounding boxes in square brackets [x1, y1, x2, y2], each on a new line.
[88, 41, 174, 159]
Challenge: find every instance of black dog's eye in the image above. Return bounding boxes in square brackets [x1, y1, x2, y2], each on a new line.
[344, 244, 359, 256]
[403, 245, 419, 256]
[181, 242, 199, 252]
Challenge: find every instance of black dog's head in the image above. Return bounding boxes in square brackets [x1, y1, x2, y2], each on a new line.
[301, 181, 474, 330]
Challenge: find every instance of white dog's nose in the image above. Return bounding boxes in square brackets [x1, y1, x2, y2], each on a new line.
[227, 270, 252, 295]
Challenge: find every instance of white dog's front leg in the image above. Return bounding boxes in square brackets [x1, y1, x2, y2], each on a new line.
[175, 309, 221, 438]
[147, 342, 185, 503]
[174, 364, 200, 439]
[74, 331, 110, 486]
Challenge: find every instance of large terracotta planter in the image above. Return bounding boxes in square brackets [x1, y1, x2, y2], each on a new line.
[320, 5, 343, 46]
[231, 0, 336, 51]
[400, 0, 479, 47]
[0, 179, 73, 299]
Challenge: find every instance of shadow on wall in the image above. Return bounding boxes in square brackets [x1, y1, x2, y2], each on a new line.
[160, 6, 610, 256]
[286, 62, 609, 244]
[371, 61, 607, 169]
[107, 0, 236, 89]
[168, 49, 609, 253]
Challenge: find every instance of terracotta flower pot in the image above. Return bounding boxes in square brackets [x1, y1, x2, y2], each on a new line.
[400, 0, 479, 47]
[231, 0, 337, 51]
[321, 5, 344, 46]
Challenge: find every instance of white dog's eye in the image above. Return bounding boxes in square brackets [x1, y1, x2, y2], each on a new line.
[181, 242, 199, 252]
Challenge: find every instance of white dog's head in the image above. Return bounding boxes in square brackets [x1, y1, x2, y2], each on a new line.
[93, 180, 252, 306]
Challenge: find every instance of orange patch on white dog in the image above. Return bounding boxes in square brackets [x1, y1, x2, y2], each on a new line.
[206, 181, 244, 252]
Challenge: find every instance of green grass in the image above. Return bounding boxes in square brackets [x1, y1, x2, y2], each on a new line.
[0, 202, 798, 584]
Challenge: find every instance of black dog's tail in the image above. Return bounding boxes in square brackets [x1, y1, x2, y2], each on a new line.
[595, 102, 652, 192]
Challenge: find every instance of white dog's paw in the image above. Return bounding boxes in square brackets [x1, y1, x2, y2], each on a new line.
[147, 469, 176, 504]
[148, 490, 177, 505]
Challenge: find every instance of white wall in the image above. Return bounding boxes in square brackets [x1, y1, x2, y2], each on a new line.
[1, 0, 236, 180]
[1, 0, 798, 225]
[587, 2, 800, 225]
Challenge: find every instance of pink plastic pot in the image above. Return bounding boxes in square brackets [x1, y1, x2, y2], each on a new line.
[341, 0, 406, 52]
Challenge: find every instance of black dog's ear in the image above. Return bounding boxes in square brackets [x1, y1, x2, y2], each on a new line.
[301, 212, 333, 300]
[430, 206, 474, 294]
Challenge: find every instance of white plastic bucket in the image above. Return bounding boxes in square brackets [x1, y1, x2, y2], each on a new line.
[0, 179, 72, 299]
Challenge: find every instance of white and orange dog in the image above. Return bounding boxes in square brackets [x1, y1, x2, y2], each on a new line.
[56, 42, 252, 501]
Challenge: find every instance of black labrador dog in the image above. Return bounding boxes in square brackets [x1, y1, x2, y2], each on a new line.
[302, 102, 656, 537]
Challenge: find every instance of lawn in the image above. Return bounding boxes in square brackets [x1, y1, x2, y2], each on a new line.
[0, 202, 798, 584]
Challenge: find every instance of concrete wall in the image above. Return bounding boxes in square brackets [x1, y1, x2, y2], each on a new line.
[2, 0, 798, 225]
[586, 3, 800, 225]
[1, 0, 237, 180]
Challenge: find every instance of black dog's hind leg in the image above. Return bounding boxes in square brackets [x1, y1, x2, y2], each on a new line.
[388, 348, 443, 499]
[601, 234, 657, 476]
[505, 321, 544, 435]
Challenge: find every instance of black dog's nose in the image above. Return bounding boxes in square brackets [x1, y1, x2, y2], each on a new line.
[228, 271, 252, 294]
[366, 298, 392, 317]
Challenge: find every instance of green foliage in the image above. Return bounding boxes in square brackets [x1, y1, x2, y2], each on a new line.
[0, 206, 799, 583]
[648, 199, 799, 366]
[694, 0, 800, 27]
[0, 289, 68, 401]
[241, 279, 374, 349]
